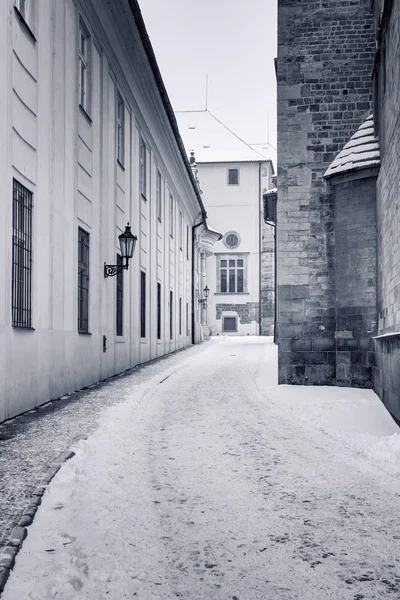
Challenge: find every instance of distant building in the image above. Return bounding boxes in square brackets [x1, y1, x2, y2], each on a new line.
[0, 0, 220, 421]
[276, 0, 400, 421]
[177, 111, 275, 336]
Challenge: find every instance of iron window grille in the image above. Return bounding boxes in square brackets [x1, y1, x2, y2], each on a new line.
[78, 228, 90, 333]
[116, 254, 123, 336]
[157, 282, 161, 340]
[116, 92, 125, 166]
[140, 270, 146, 338]
[12, 179, 33, 328]
[156, 169, 162, 221]
[140, 138, 147, 198]
[78, 19, 91, 114]
[228, 168, 239, 185]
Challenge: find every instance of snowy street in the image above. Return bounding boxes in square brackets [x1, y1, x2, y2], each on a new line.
[3, 337, 400, 600]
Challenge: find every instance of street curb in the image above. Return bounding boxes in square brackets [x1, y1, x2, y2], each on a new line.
[0, 450, 75, 597]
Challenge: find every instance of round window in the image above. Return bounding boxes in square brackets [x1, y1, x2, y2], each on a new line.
[224, 232, 240, 249]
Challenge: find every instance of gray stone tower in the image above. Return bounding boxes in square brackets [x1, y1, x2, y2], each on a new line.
[276, 0, 376, 384]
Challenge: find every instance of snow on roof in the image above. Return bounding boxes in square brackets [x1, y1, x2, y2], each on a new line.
[175, 110, 273, 164]
[324, 115, 380, 178]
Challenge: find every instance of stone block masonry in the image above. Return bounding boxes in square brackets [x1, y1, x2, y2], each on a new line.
[277, 0, 376, 385]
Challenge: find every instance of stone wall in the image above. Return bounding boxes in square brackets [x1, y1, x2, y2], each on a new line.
[374, 0, 400, 420]
[261, 222, 275, 336]
[333, 173, 378, 387]
[277, 0, 376, 384]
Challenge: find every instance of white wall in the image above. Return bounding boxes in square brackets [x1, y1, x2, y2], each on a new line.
[198, 161, 271, 335]
[0, 0, 202, 421]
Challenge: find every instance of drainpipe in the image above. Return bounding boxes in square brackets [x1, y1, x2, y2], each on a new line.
[191, 216, 206, 345]
[258, 163, 262, 336]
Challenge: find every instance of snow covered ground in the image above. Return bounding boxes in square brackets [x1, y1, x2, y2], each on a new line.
[3, 337, 400, 600]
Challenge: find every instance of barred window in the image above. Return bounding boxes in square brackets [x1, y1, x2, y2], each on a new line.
[116, 254, 123, 336]
[78, 228, 90, 333]
[217, 255, 246, 293]
[12, 180, 33, 328]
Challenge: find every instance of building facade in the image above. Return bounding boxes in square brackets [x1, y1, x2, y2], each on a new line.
[0, 0, 219, 422]
[276, 0, 376, 384]
[197, 160, 275, 336]
[277, 0, 400, 420]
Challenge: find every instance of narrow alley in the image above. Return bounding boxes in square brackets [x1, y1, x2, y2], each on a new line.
[2, 337, 400, 599]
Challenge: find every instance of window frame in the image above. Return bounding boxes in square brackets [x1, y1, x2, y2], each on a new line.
[222, 316, 238, 332]
[227, 168, 239, 186]
[78, 18, 91, 116]
[157, 282, 162, 340]
[170, 290, 173, 340]
[179, 297, 182, 335]
[12, 179, 33, 329]
[169, 193, 174, 238]
[78, 227, 90, 333]
[116, 91, 125, 167]
[186, 225, 190, 260]
[156, 169, 162, 222]
[140, 270, 146, 338]
[217, 254, 246, 294]
[186, 301, 189, 336]
[179, 210, 183, 250]
[116, 254, 123, 336]
[140, 137, 147, 199]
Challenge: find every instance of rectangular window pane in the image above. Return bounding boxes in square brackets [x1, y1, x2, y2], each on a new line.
[78, 228, 90, 333]
[237, 259, 244, 267]
[170, 291, 173, 340]
[169, 194, 174, 237]
[221, 269, 227, 293]
[179, 297, 182, 335]
[116, 254, 123, 336]
[157, 282, 161, 340]
[229, 269, 236, 292]
[141, 271, 146, 338]
[220, 260, 227, 267]
[157, 170, 162, 221]
[179, 211, 183, 249]
[237, 269, 244, 293]
[117, 93, 124, 165]
[223, 317, 237, 332]
[229, 260, 235, 267]
[12, 180, 33, 328]
[228, 169, 239, 185]
[140, 138, 147, 197]
[78, 21, 90, 113]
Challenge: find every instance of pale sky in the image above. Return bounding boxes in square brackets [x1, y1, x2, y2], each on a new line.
[139, 0, 277, 166]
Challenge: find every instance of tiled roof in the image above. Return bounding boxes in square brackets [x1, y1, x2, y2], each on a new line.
[324, 115, 380, 178]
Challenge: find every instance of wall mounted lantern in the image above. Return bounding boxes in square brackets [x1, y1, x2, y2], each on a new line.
[104, 223, 137, 278]
[198, 285, 210, 305]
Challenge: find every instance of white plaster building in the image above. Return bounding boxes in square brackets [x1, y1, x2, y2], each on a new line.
[176, 111, 275, 337]
[0, 0, 220, 422]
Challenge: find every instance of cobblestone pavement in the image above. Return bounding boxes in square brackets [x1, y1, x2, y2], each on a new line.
[0, 343, 206, 595]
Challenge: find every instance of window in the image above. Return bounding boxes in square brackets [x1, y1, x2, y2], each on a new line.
[170, 291, 173, 340]
[14, 0, 27, 20]
[179, 297, 182, 335]
[156, 169, 162, 221]
[169, 193, 174, 237]
[116, 92, 124, 166]
[223, 316, 237, 332]
[224, 232, 240, 249]
[228, 168, 239, 185]
[218, 255, 246, 293]
[140, 138, 147, 198]
[116, 254, 123, 336]
[186, 302, 189, 336]
[141, 271, 146, 338]
[78, 228, 90, 333]
[12, 180, 33, 328]
[186, 225, 190, 260]
[157, 282, 162, 340]
[79, 20, 91, 114]
[179, 210, 183, 250]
